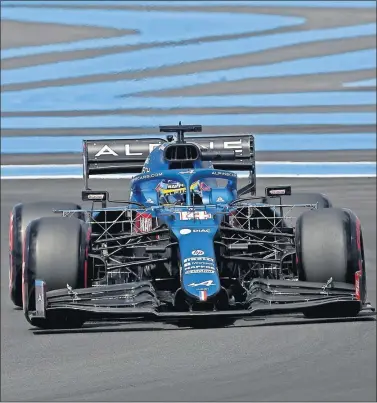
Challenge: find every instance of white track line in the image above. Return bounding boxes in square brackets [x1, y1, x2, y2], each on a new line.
[2, 162, 376, 169]
[1, 174, 376, 180]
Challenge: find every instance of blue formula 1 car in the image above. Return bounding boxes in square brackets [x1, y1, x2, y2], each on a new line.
[9, 124, 375, 329]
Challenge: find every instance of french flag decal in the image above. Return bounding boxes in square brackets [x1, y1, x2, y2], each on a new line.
[199, 290, 208, 301]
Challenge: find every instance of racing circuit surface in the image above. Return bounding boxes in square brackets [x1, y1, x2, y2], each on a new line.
[1, 179, 376, 402]
[1, 1, 376, 401]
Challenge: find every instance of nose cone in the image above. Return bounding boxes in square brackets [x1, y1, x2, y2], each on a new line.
[172, 227, 221, 301]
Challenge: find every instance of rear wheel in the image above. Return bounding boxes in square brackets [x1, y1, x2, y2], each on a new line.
[295, 208, 366, 317]
[23, 216, 89, 329]
[9, 202, 83, 308]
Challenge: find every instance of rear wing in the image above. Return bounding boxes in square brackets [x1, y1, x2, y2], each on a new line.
[83, 132, 255, 189]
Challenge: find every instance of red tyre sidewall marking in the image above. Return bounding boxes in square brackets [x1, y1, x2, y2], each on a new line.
[22, 233, 28, 313]
[354, 218, 362, 301]
[84, 228, 91, 288]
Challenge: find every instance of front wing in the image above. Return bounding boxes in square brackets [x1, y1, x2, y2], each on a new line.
[28, 279, 375, 326]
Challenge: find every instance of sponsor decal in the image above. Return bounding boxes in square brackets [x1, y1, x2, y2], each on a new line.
[192, 249, 205, 256]
[142, 167, 151, 173]
[135, 212, 153, 233]
[146, 198, 154, 204]
[184, 257, 214, 263]
[87, 194, 105, 200]
[204, 139, 243, 154]
[185, 269, 216, 274]
[193, 229, 211, 233]
[180, 229, 192, 235]
[167, 183, 182, 189]
[216, 196, 225, 203]
[268, 189, 286, 195]
[265, 186, 292, 197]
[94, 143, 160, 158]
[223, 139, 243, 153]
[186, 265, 215, 269]
[82, 191, 108, 201]
[95, 145, 118, 157]
[211, 171, 237, 177]
[179, 170, 195, 175]
[188, 280, 216, 287]
[180, 211, 212, 221]
[186, 266, 215, 270]
[137, 172, 163, 181]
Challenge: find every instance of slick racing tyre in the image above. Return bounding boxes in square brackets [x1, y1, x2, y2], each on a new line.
[23, 216, 90, 329]
[295, 208, 366, 316]
[9, 202, 83, 308]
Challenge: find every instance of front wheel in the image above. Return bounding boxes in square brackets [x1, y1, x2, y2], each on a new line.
[9, 201, 83, 308]
[295, 208, 366, 317]
[23, 216, 90, 329]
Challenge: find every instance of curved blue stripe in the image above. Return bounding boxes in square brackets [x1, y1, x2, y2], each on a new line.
[2, 1, 376, 9]
[2, 26, 375, 85]
[1, 7, 304, 59]
[2, 49, 375, 113]
[2, 113, 375, 130]
[2, 92, 375, 113]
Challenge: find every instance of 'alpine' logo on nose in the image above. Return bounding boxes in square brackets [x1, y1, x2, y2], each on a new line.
[188, 280, 216, 287]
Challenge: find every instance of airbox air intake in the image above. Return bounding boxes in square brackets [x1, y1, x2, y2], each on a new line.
[164, 144, 200, 162]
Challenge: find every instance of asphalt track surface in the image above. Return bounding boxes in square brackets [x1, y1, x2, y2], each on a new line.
[1, 178, 376, 402]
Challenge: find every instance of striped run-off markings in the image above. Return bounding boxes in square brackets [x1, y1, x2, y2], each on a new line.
[1, 0, 376, 178]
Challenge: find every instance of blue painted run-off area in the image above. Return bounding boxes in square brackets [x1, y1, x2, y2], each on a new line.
[2, 113, 375, 131]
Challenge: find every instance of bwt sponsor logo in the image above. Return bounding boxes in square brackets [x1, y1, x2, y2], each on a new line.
[192, 249, 205, 256]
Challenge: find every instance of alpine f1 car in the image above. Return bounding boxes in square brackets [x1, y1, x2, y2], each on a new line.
[9, 124, 375, 329]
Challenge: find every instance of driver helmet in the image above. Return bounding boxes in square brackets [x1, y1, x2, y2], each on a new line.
[156, 180, 210, 205]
